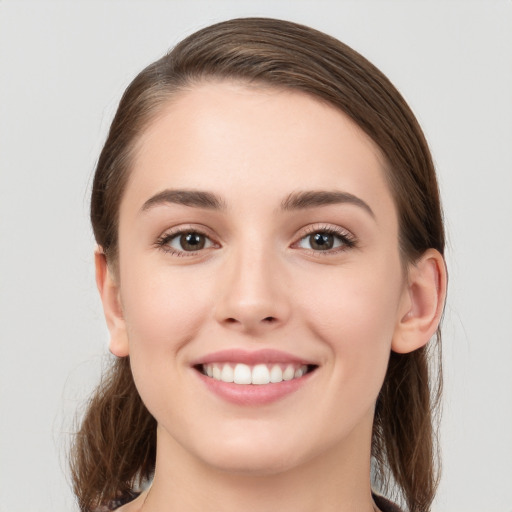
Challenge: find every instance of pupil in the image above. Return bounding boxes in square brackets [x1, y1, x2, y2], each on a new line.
[181, 232, 205, 250]
[311, 233, 333, 250]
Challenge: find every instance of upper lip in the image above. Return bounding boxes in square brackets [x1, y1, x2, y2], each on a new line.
[190, 348, 316, 366]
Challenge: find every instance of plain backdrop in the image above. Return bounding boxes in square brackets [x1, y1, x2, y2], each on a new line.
[1, 1, 511, 511]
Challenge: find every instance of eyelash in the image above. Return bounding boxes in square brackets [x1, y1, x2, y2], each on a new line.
[154, 224, 357, 257]
[294, 224, 357, 255]
[154, 225, 216, 257]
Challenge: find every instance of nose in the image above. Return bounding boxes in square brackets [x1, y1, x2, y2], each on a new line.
[213, 244, 291, 334]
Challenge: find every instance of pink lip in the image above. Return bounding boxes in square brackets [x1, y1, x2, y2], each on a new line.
[195, 370, 314, 406]
[190, 348, 312, 366]
[190, 349, 317, 406]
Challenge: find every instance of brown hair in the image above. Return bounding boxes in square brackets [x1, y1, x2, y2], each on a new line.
[72, 17, 444, 512]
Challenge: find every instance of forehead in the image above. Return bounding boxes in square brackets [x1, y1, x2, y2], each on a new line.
[123, 81, 394, 219]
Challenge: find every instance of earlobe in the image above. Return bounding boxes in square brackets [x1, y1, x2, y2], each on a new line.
[392, 249, 447, 354]
[94, 248, 130, 357]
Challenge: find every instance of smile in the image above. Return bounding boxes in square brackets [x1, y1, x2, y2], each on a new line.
[192, 349, 318, 404]
[199, 363, 311, 385]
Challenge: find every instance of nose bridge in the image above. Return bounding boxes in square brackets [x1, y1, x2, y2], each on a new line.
[214, 235, 289, 331]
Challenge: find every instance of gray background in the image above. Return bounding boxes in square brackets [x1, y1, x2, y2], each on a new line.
[1, 1, 511, 511]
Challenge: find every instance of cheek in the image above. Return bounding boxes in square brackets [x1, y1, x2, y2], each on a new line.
[118, 260, 215, 417]
[119, 258, 212, 357]
[299, 258, 404, 383]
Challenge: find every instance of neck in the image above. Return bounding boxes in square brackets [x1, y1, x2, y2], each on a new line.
[143, 419, 378, 512]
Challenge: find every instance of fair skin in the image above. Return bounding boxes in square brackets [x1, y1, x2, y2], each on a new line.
[96, 82, 446, 512]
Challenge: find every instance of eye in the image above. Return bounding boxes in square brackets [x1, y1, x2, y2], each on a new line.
[295, 227, 356, 252]
[156, 230, 215, 255]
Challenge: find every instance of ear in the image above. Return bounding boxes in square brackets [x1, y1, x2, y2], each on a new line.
[392, 249, 447, 354]
[95, 248, 130, 357]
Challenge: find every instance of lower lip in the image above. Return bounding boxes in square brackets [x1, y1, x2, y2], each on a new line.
[196, 370, 314, 406]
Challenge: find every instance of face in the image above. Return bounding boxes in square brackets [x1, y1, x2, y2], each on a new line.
[111, 82, 412, 475]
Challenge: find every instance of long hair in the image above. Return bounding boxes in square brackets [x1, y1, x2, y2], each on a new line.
[71, 17, 444, 512]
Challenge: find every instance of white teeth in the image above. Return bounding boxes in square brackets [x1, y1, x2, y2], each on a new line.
[220, 364, 234, 383]
[251, 364, 270, 385]
[202, 363, 309, 385]
[282, 365, 295, 381]
[269, 364, 283, 383]
[233, 363, 252, 384]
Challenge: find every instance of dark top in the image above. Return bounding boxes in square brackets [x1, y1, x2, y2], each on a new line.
[373, 493, 404, 512]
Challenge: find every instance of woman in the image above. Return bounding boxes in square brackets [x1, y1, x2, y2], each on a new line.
[71, 18, 447, 512]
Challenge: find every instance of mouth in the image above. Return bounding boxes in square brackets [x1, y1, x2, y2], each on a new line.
[195, 362, 317, 385]
[191, 349, 318, 405]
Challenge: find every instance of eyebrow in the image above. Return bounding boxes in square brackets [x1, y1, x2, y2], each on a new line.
[141, 189, 227, 212]
[281, 190, 375, 218]
[140, 188, 374, 218]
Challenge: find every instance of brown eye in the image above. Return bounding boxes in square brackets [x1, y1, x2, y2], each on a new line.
[161, 231, 214, 253]
[179, 232, 206, 251]
[296, 229, 353, 252]
[309, 233, 334, 250]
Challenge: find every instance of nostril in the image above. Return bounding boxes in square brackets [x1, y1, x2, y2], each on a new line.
[221, 316, 278, 328]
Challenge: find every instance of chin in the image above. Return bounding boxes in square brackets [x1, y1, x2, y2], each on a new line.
[203, 448, 300, 477]
[189, 427, 306, 476]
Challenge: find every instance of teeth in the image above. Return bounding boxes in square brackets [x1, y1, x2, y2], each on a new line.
[202, 363, 309, 385]
[269, 364, 283, 383]
[282, 365, 295, 381]
[251, 364, 270, 385]
[233, 363, 252, 384]
[220, 364, 234, 383]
